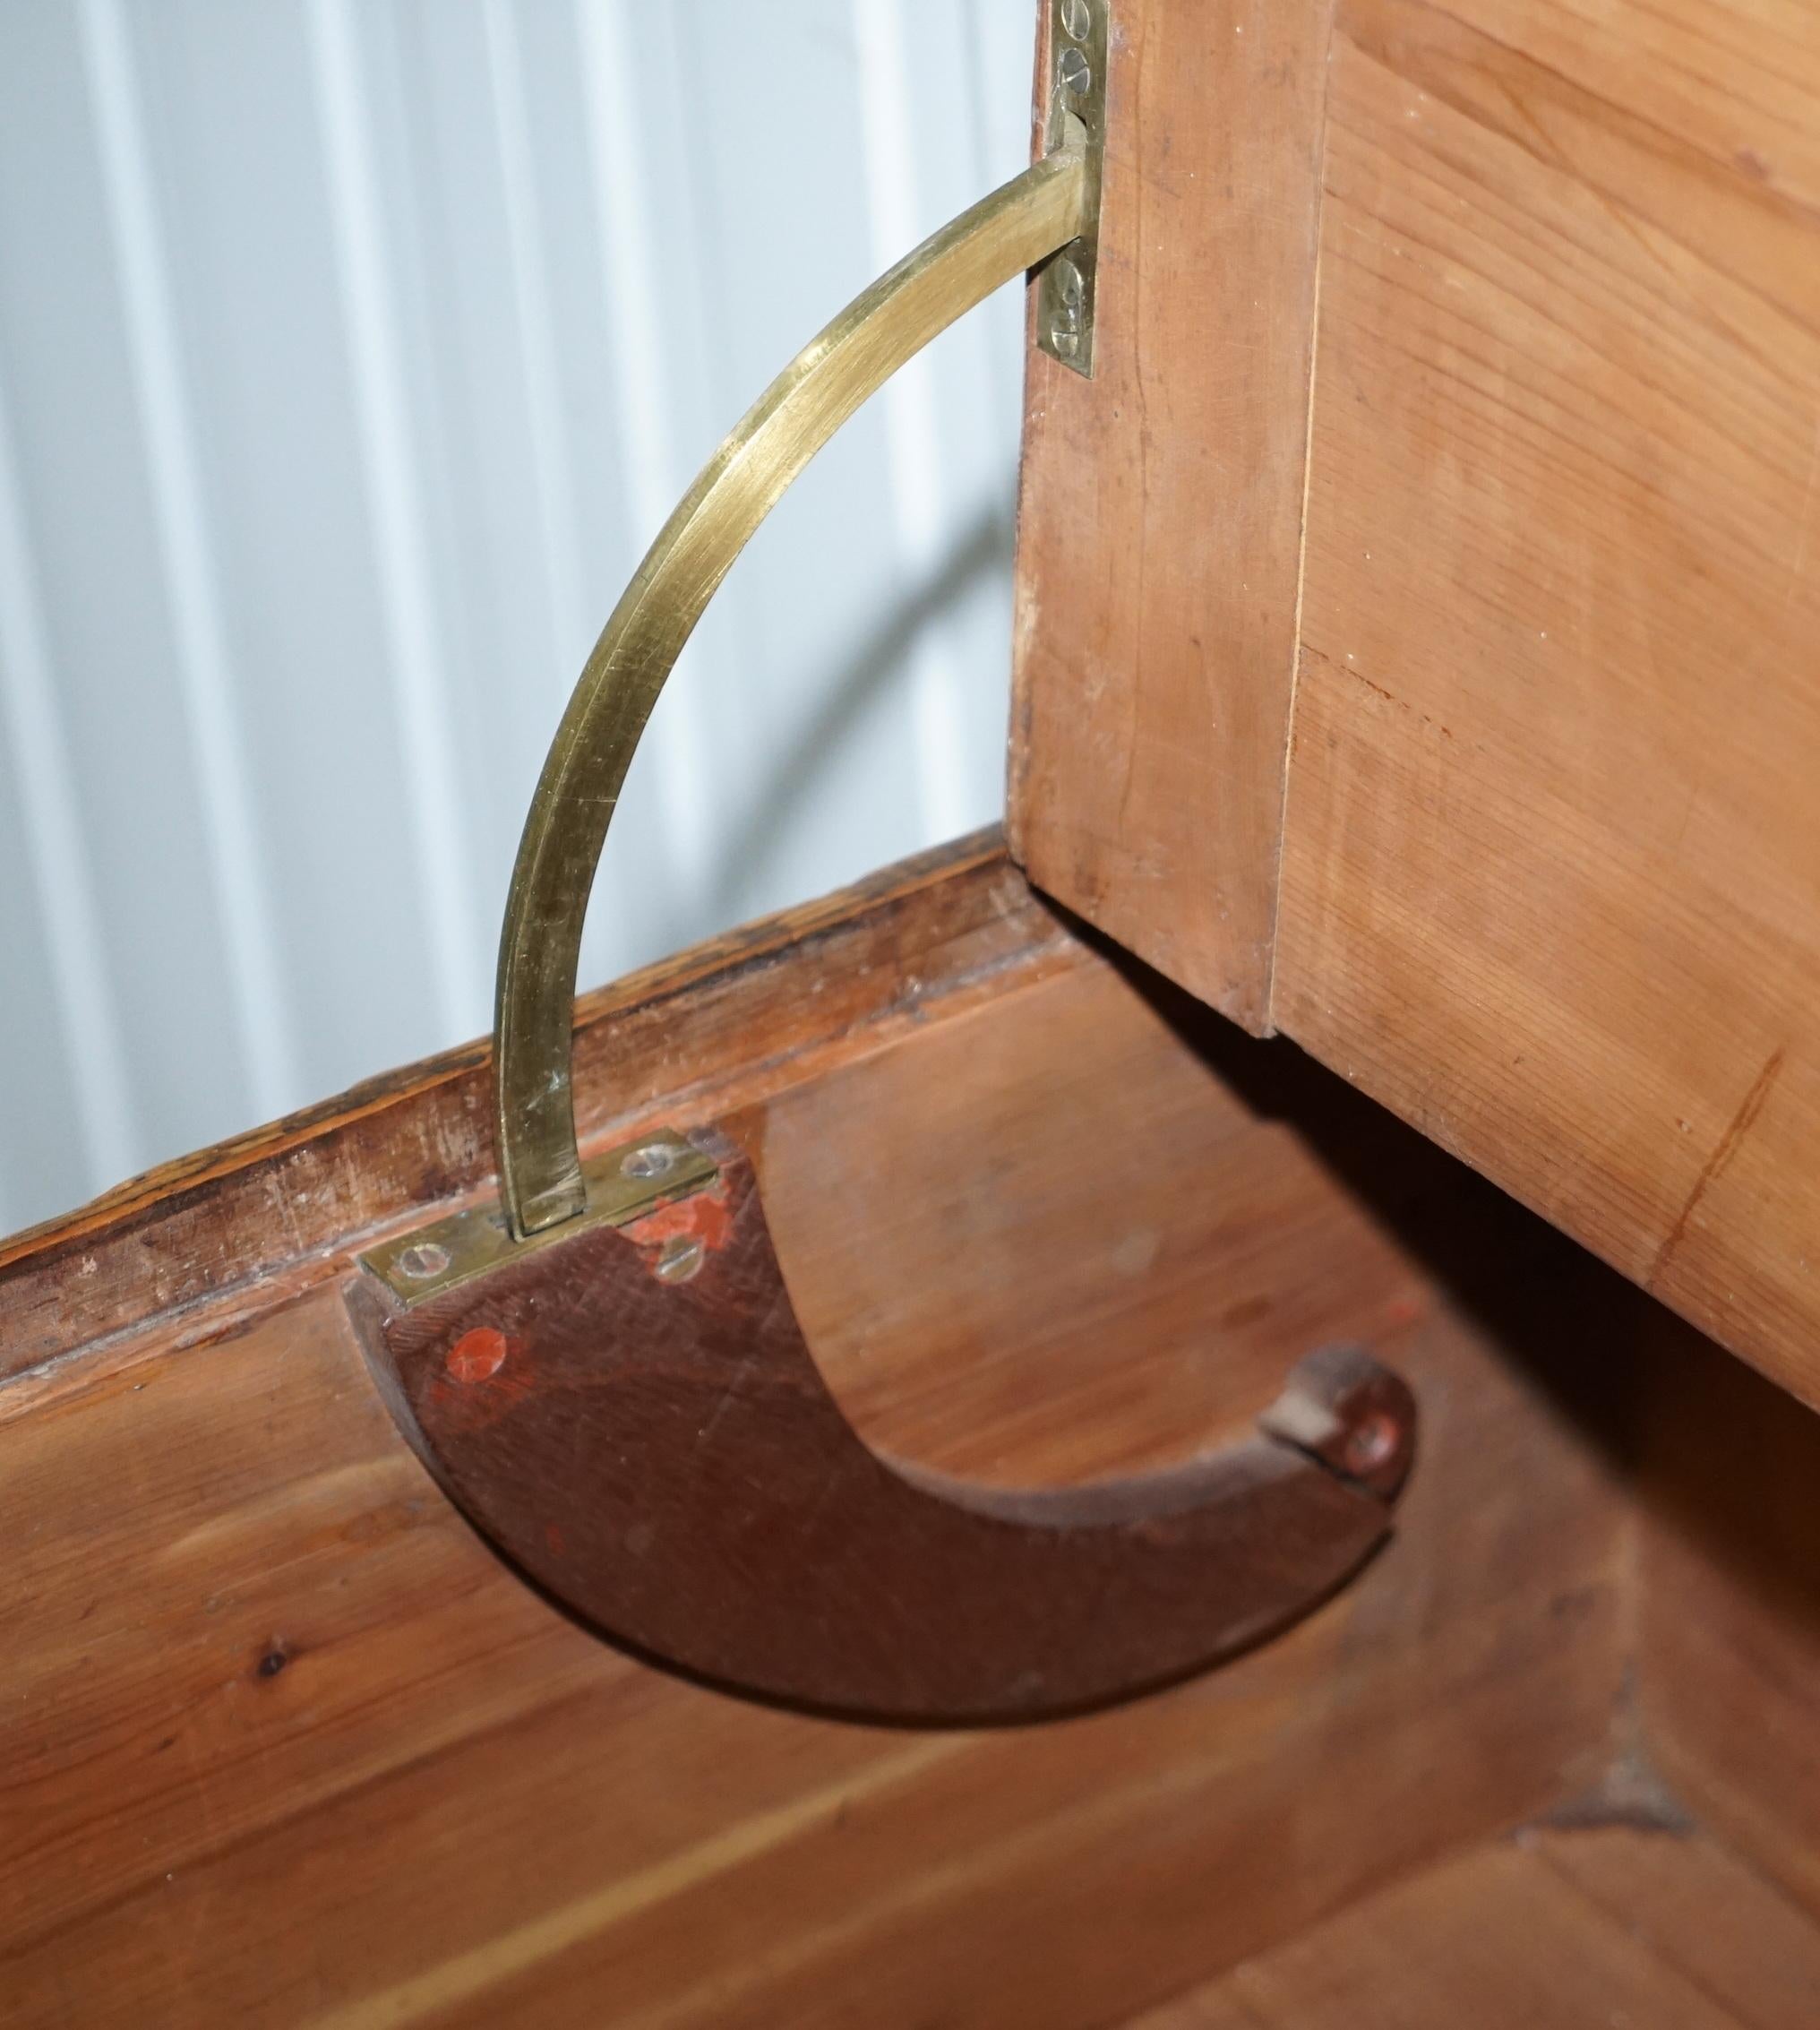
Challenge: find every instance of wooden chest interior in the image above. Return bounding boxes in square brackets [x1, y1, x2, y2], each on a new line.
[5, 837, 1817, 2025]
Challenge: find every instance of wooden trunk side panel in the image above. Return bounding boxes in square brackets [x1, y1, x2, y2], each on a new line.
[0, 832, 1068, 1384]
[0, 950, 1635, 2026]
[1272, 0, 1820, 1400]
[1008, 0, 1335, 1028]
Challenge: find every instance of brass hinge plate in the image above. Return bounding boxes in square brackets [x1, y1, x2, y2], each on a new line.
[1036, 0, 1108, 377]
[359, 1128, 718, 1308]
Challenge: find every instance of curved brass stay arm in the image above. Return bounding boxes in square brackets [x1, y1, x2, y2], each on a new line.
[354, 14, 1422, 1724]
[494, 144, 1090, 1238]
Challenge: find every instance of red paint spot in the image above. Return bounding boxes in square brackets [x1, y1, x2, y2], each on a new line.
[446, 1326, 509, 1383]
[545, 1520, 566, 1557]
[426, 1325, 536, 1432]
[623, 1177, 734, 1258]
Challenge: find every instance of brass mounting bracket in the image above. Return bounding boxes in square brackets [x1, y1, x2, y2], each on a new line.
[1035, 0, 1108, 376]
[361, 1129, 717, 1307]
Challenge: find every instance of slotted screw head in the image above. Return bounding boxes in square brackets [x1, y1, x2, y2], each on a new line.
[655, 1235, 705, 1284]
[397, 1242, 450, 1280]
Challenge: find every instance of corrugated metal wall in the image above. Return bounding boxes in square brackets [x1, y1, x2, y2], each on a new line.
[0, 0, 1034, 1236]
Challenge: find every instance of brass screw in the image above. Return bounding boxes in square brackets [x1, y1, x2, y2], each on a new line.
[1059, 46, 1091, 96]
[622, 1141, 676, 1181]
[655, 1236, 705, 1284]
[397, 1241, 451, 1280]
[1060, 0, 1091, 38]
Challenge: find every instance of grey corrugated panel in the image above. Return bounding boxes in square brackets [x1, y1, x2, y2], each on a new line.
[0, 0, 1032, 1235]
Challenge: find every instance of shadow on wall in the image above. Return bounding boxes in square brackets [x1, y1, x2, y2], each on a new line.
[709, 500, 1017, 922]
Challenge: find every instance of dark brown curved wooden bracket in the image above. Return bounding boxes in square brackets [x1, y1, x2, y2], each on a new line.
[349, 1140, 1416, 1723]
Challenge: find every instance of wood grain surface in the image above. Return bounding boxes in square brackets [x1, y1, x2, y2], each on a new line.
[7, 0, 1820, 2006]
[1125, 1827, 1820, 2028]
[0, 830, 1064, 1384]
[1273, 0, 1820, 1398]
[1009, 0, 1336, 1025]
[1011, 0, 1820, 1395]
[0, 858, 1637, 2025]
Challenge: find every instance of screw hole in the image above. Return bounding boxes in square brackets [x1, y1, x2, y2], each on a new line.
[622, 1142, 677, 1181]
